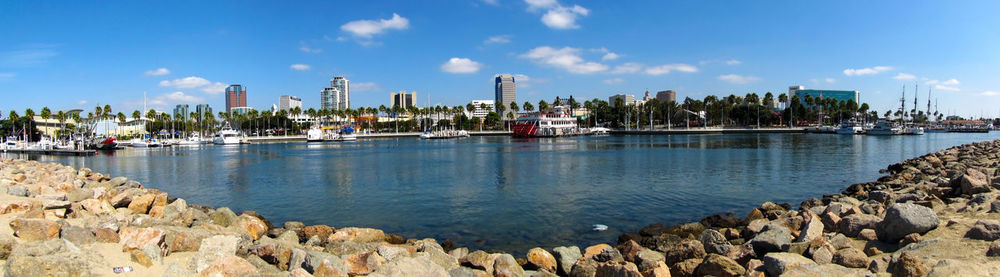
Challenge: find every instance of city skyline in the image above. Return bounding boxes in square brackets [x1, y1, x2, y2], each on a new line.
[2, 1, 999, 118]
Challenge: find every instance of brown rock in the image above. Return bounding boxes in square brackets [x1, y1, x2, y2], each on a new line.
[891, 252, 927, 277]
[987, 241, 1000, 257]
[302, 225, 334, 242]
[899, 233, 923, 247]
[694, 253, 745, 277]
[640, 260, 671, 277]
[79, 199, 113, 215]
[746, 208, 765, 222]
[95, 228, 119, 243]
[670, 258, 701, 277]
[342, 251, 385, 275]
[130, 249, 154, 267]
[583, 244, 612, 260]
[233, 214, 268, 240]
[595, 261, 642, 277]
[616, 240, 643, 262]
[832, 248, 868, 268]
[127, 193, 155, 214]
[724, 243, 756, 266]
[313, 259, 348, 277]
[858, 229, 878, 241]
[663, 240, 706, 265]
[119, 227, 165, 251]
[149, 206, 166, 218]
[9, 218, 60, 241]
[865, 247, 883, 256]
[461, 250, 496, 273]
[199, 255, 258, 277]
[526, 247, 558, 272]
[821, 212, 841, 232]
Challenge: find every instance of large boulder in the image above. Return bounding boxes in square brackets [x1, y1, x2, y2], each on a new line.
[663, 240, 706, 265]
[4, 239, 100, 277]
[699, 229, 732, 255]
[877, 203, 939, 242]
[208, 207, 238, 227]
[232, 214, 268, 240]
[199, 255, 259, 277]
[493, 253, 524, 277]
[762, 252, 816, 276]
[327, 227, 386, 243]
[369, 256, 448, 277]
[796, 215, 825, 243]
[750, 225, 791, 254]
[595, 262, 643, 277]
[9, 218, 60, 241]
[527, 247, 557, 273]
[966, 220, 1000, 241]
[694, 253, 745, 277]
[118, 227, 165, 252]
[190, 235, 241, 273]
[551, 246, 582, 276]
[958, 168, 991, 195]
[837, 214, 880, 237]
[832, 248, 868, 268]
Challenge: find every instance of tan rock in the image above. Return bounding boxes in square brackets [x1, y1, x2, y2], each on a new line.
[526, 247, 558, 272]
[313, 259, 349, 277]
[198, 255, 258, 277]
[95, 227, 119, 243]
[303, 225, 335, 241]
[327, 227, 385, 243]
[119, 227, 165, 251]
[9, 218, 59, 241]
[233, 214, 268, 240]
[79, 198, 113, 215]
[130, 249, 154, 267]
[128, 193, 156, 214]
[583, 244, 612, 260]
[342, 251, 385, 275]
[149, 205, 166, 218]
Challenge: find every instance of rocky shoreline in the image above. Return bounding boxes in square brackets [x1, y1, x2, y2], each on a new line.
[2, 140, 1000, 276]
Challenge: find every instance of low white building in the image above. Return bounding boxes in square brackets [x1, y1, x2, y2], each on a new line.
[467, 100, 495, 118]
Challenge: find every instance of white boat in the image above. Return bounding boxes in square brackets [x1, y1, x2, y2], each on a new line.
[867, 119, 902, 136]
[330, 133, 357, 141]
[419, 130, 469, 140]
[213, 123, 241, 145]
[2, 137, 24, 151]
[177, 135, 202, 146]
[130, 138, 149, 148]
[589, 127, 611, 136]
[147, 138, 163, 147]
[901, 126, 925, 135]
[512, 106, 582, 137]
[835, 121, 864, 135]
[307, 127, 325, 142]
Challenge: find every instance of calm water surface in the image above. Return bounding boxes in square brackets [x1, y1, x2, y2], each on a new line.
[5, 132, 998, 254]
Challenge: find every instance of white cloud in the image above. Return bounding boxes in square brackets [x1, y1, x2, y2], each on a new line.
[645, 64, 698, 75]
[602, 52, 620, 61]
[520, 46, 608, 74]
[484, 35, 512, 44]
[541, 5, 589, 29]
[440, 57, 483, 74]
[725, 59, 741, 65]
[893, 73, 916, 80]
[980, 91, 998, 96]
[717, 74, 760, 84]
[611, 62, 642, 74]
[941, 78, 959, 85]
[144, 68, 170, 76]
[76, 100, 87, 105]
[603, 78, 624, 84]
[159, 76, 210, 89]
[200, 82, 227, 94]
[825, 78, 836, 83]
[299, 45, 322, 54]
[290, 64, 311, 71]
[162, 91, 203, 103]
[341, 13, 409, 38]
[843, 66, 893, 76]
[352, 82, 380, 92]
[934, 84, 959, 91]
[525, 0, 558, 11]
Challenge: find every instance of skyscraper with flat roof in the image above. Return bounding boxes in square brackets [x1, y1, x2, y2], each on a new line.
[656, 90, 676, 103]
[173, 104, 189, 120]
[494, 74, 516, 112]
[195, 104, 212, 121]
[225, 85, 247, 113]
[391, 91, 417, 108]
[321, 76, 350, 110]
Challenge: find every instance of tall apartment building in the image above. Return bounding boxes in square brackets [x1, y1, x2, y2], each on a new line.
[195, 104, 212, 121]
[494, 74, 516, 113]
[279, 95, 302, 112]
[390, 91, 417, 108]
[173, 104, 189, 120]
[655, 90, 676, 103]
[321, 76, 350, 110]
[225, 84, 247, 113]
[609, 94, 636, 107]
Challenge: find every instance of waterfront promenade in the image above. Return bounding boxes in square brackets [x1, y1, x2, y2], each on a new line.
[246, 130, 512, 143]
[1, 138, 1000, 275]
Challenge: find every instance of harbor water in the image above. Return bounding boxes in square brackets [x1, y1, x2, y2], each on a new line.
[4, 132, 998, 254]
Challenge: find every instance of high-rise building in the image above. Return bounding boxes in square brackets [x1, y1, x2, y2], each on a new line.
[390, 91, 417, 108]
[173, 104, 189, 120]
[494, 74, 516, 113]
[321, 76, 350, 110]
[609, 94, 636, 107]
[225, 84, 247, 113]
[279, 95, 302, 112]
[195, 104, 212, 121]
[655, 90, 676, 103]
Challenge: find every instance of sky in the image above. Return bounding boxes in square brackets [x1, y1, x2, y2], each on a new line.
[1, 1, 999, 118]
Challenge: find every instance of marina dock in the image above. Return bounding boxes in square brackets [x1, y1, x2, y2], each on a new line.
[1, 149, 97, 156]
[247, 130, 513, 143]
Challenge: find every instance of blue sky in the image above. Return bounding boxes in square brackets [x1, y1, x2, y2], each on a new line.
[1, 1, 999, 118]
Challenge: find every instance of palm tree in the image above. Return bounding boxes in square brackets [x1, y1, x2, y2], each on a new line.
[496, 102, 506, 130]
[523, 102, 534, 113]
[538, 100, 549, 112]
[40, 107, 51, 122]
[55, 110, 66, 137]
[71, 113, 81, 134]
[8, 111, 18, 121]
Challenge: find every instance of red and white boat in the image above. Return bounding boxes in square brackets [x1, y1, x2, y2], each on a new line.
[512, 106, 583, 137]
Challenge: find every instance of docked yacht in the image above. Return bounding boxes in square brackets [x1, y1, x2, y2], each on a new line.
[836, 121, 864, 135]
[867, 119, 902, 136]
[130, 138, 149, 148]
[901, 125, 925, 135]
[419, 130, 470, 140]
[213, 123, 241, 145]
[589, 127, 611, 136]
[306, 127, 325, 142]
[177, 134, 203, 146]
